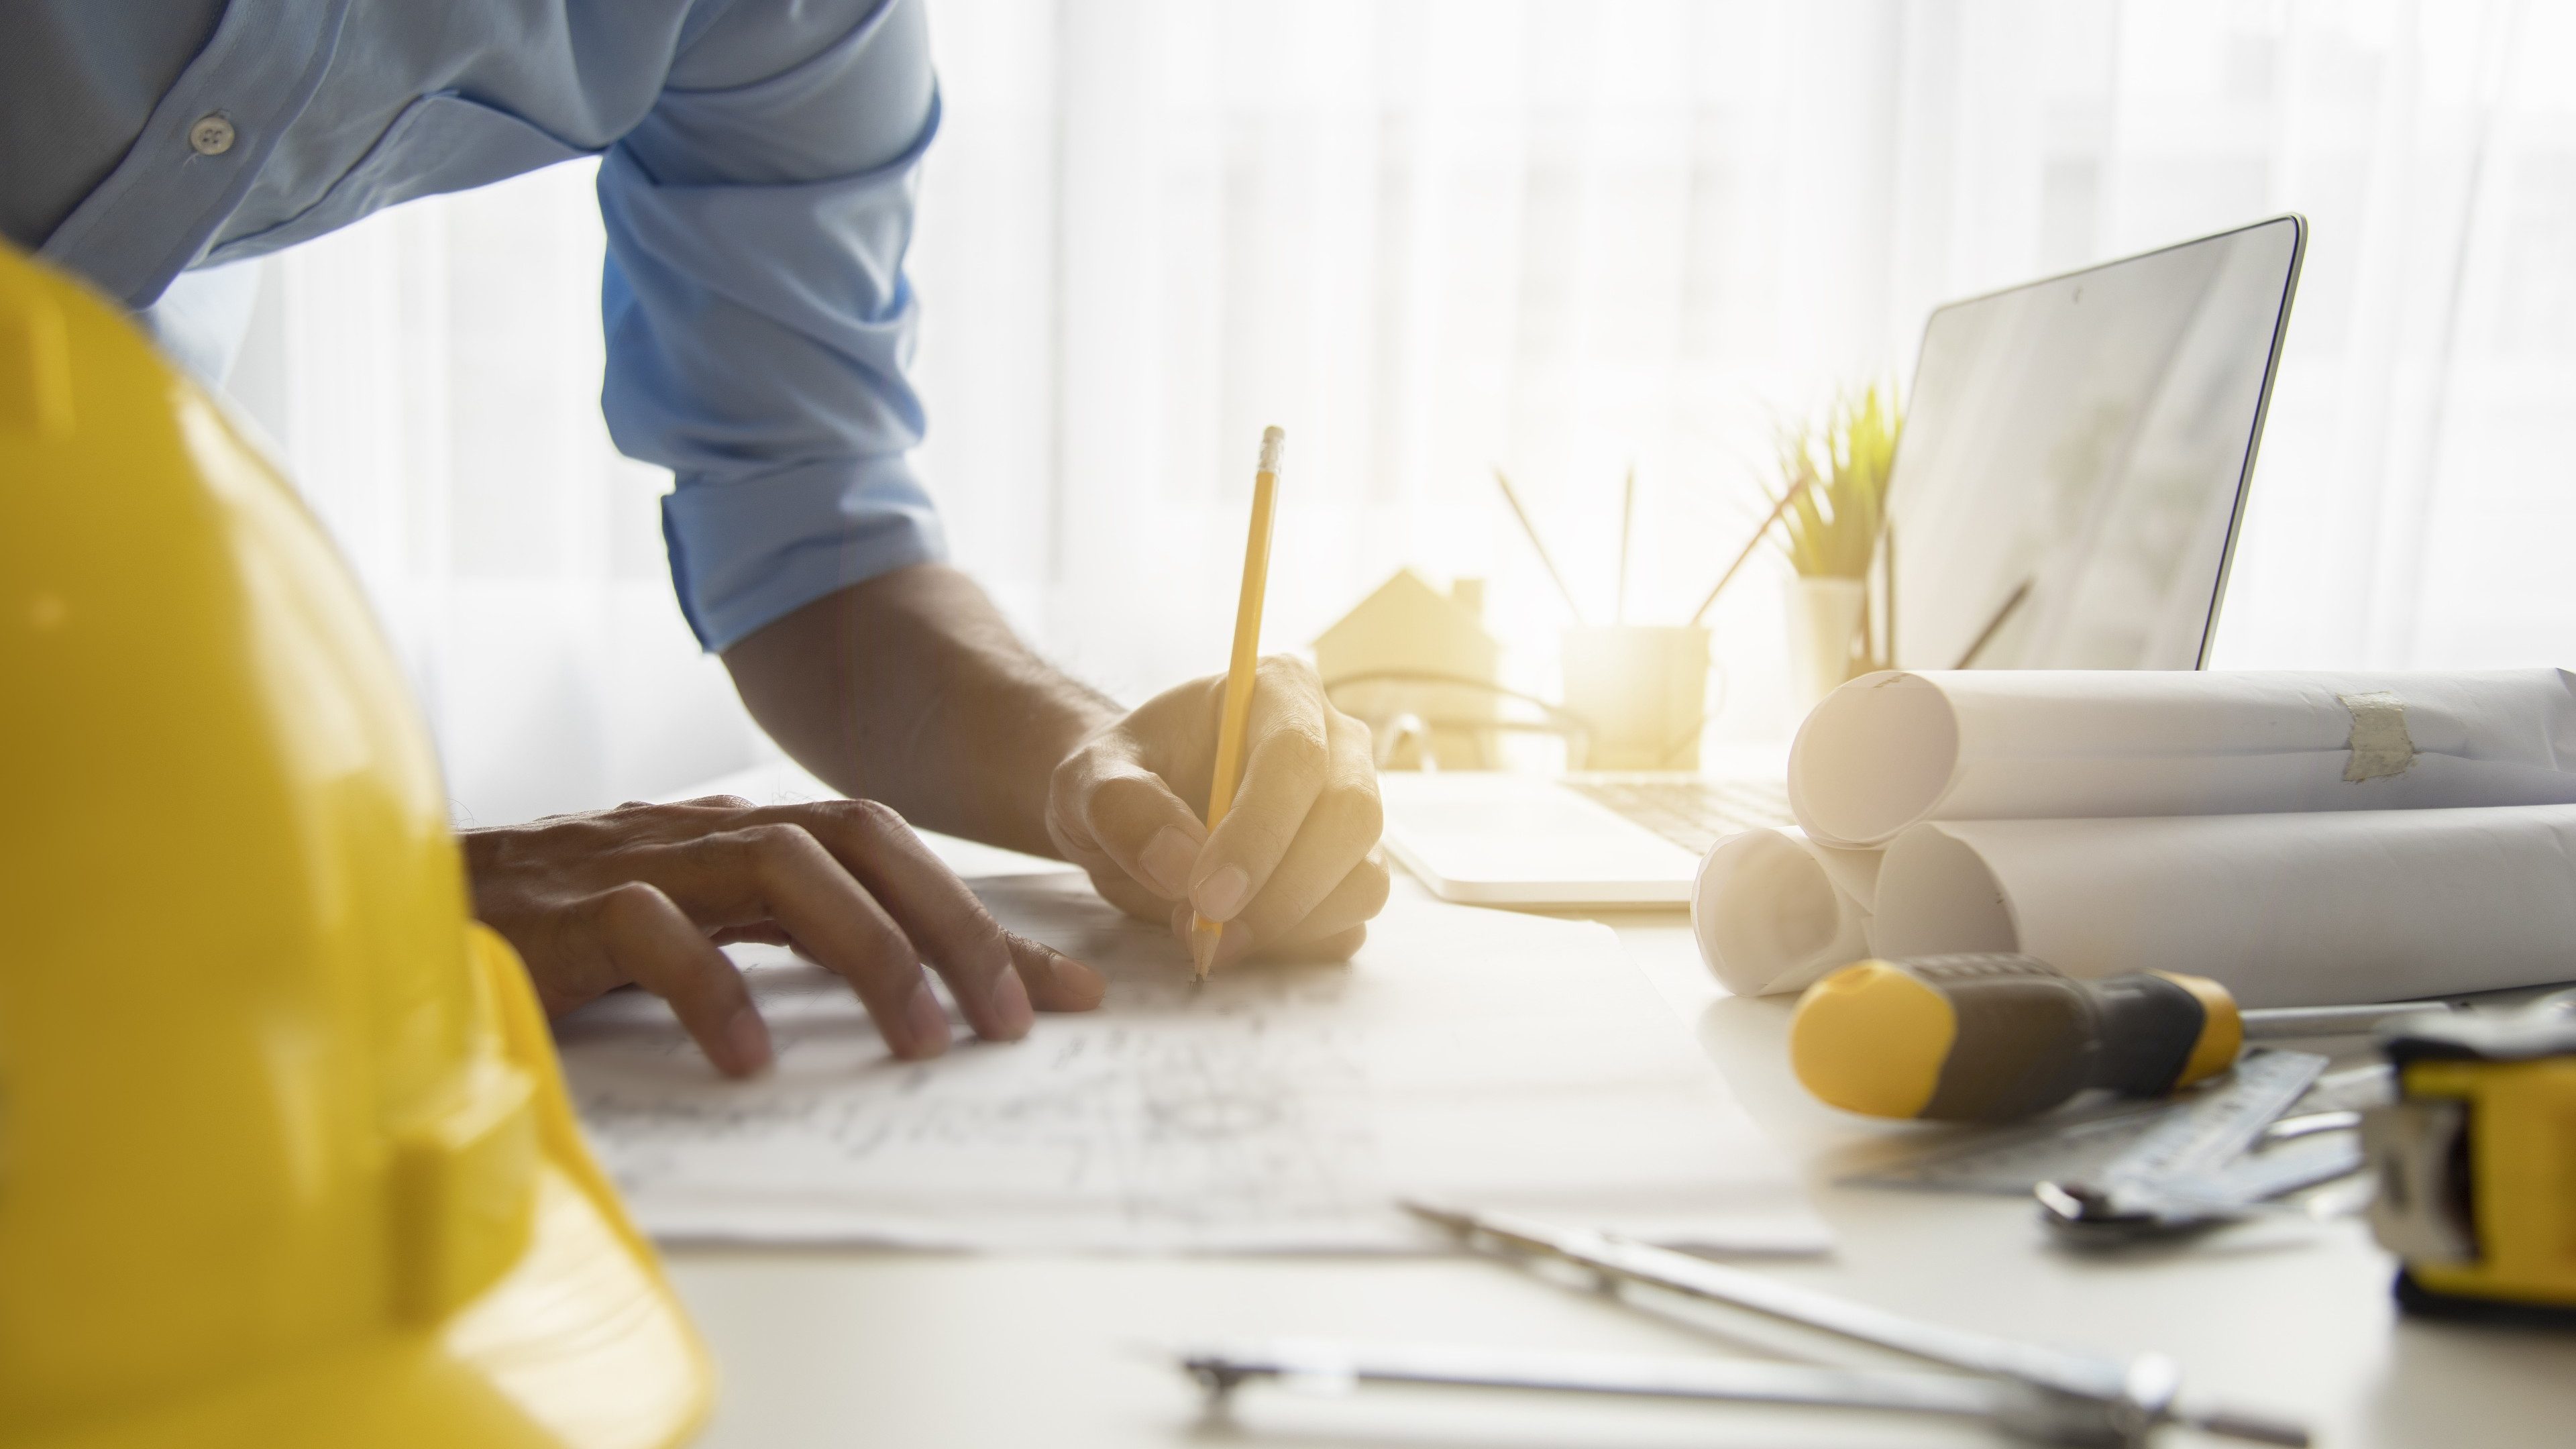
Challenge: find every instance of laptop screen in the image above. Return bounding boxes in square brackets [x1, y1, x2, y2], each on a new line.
[1884, 216, 2304, 671]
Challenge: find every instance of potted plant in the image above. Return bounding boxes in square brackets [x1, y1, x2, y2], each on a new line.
[1768, 384, 1901, 709]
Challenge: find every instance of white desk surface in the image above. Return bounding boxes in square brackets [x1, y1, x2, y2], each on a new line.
[656, 767, 2566, 1449]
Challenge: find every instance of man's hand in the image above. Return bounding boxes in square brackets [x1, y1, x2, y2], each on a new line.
[1046, 654, 1390, 969]
[464, 796, 1106, 1077]
[721, 568, 1391, 973]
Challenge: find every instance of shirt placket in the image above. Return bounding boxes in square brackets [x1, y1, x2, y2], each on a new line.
[38, 0, 354, 310]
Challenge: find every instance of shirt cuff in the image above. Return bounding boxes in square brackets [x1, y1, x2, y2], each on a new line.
[661, 455, 949, 651]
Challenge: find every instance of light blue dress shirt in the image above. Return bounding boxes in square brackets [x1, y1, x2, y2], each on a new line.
[8, 0, 947, 651]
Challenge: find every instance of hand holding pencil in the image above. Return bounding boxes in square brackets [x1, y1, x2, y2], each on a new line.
[1043, 427, 1391, 975]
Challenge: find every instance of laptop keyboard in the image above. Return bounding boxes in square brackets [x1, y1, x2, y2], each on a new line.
[1564, 777, 1796, 856]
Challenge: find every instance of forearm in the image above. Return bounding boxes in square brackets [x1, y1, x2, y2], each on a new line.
[721, 564, 1121, 857]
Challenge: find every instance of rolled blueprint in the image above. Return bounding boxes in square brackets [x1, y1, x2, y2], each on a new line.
[1690, 828, 1880, 997]
[1789, 668, 2576, 848]
[1872, 805, 2576, 1007]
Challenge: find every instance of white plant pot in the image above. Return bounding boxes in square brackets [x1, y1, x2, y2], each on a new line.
[1786, 575, 1867, 713]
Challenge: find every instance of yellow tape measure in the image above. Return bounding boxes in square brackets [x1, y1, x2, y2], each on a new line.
[2365, 996, 2576, 1323]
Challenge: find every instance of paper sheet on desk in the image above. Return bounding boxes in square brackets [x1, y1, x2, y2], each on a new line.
[555, 873, 1827, 1254]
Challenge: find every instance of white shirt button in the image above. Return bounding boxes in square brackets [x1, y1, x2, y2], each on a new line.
[189, 115, 236, 156]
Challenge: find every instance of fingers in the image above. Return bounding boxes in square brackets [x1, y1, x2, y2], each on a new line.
[1187, 657, 1334, 923]
[684, 820, 955, 1060]
[470, 794, 1108, 1077]
[1053, 761, 1209, 904]
[1264, 848, 1391, 952]
[760, 800, 1031, 1039]
[575, 882, 772, 1077]
[1007, 929, 1108, 1012]
[1304, 924, 1368, 961]
[1214, 708, 1382, 934]
[1189, 662, 1385, 954]
[744, 800, 1107, 1032]
[1183, 849, 1390, 969]
[1050, 653, 1390, 974]
[621, 794, 753, 813]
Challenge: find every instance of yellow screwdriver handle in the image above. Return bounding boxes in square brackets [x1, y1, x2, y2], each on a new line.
[1790, 955, 2243, 1122]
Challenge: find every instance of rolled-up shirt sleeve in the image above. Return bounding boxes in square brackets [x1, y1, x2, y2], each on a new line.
[598, 0, 945, 651]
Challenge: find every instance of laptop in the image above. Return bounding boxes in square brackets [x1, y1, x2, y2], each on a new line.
[1383, 215, 2308, 907]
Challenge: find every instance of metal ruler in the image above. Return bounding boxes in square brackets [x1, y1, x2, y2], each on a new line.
[1841, 1104, 2170, 1195]
[2112, 1132, 2365, 1220]
[2093, 1049, 2330, 1190]
[1841, 1050, 2332, 1197]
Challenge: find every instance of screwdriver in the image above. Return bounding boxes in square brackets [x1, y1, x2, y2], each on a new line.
[1788, 954, 2453, 1122]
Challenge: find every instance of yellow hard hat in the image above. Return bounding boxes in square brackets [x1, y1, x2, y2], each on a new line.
[0, 243, 711, 1446]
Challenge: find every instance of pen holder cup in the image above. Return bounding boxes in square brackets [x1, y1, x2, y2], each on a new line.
[1560, 625, 1711, 771]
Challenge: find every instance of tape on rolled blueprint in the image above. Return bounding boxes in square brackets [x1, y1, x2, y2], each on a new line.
[1691, 827, 1880, 997]
[2340, 690, 2417, 782]
[1869, 804, 2576, 1007]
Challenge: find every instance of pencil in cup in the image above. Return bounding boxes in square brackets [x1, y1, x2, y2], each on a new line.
[1191, 426, 1286, 979]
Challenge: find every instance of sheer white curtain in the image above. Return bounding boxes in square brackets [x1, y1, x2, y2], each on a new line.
[227, 162, 766, 827]
[230, 0, 2573, 824]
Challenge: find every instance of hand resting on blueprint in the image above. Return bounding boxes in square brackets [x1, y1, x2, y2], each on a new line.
[464, 797, 1106, 1077]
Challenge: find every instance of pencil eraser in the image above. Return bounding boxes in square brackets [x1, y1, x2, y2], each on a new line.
[1258, 426, 1285, 472]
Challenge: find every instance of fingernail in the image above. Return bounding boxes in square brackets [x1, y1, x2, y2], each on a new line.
[721, 1006, 773, 1076]
[1140, 826, 1200, 899]
[900, 981, 951, 1059]
[1193, 864, 1251, 922]
[986, 963, 1034, 1038]
[1050, 953, 1107, 1004]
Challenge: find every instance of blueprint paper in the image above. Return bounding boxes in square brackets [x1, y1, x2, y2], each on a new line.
[1872, 805, 2576, 1007]
[1790, 669, 2576, 848]
[555, 873, 1827, 1254]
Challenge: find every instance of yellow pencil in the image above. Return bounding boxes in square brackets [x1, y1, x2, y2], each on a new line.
[1191, 425, 1286, 979]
